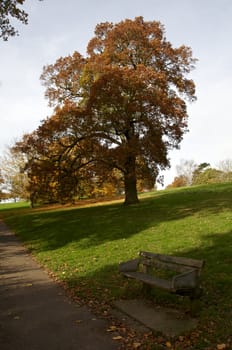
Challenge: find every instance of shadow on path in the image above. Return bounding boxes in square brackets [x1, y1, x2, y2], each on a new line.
[0, 221, 118, 350]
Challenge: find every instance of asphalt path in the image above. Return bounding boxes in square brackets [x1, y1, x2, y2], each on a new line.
[0, 220, 118, 350]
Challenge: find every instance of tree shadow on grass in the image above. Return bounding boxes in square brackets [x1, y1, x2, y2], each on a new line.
[2, 201, 232, 344]
[63, 229, 232, 342]
[65, 228, 232, 301]
[4, 184, 232, 253]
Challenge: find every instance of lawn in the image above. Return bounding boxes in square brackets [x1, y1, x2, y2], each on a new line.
[1, 183, 232, 349]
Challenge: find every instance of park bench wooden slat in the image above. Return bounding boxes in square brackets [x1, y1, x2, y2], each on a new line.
[122, 271, 172, 290]
[140, 251, 204, 272]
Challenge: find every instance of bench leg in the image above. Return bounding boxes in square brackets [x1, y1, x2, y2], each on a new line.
[142, 283, 152, 296]
[189, 298, 202, 316]
[190, 287, 203, 300]
[189, 287, 203, 316]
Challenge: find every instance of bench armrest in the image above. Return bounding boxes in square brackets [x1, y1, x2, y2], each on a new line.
[119, 258, 140, 273]
[172, 269, 198, 290]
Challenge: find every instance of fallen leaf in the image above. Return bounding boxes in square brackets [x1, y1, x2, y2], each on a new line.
[128, 332, 136, 338]
[166, 341, 172, 348]
[75, 320, 82, 324]
[23, 283, 33, 287]
[217, 344, 226, 350]
[107, 326, 117, 332]
[112, 336, 123, 340]
[133, 342, 141, 348]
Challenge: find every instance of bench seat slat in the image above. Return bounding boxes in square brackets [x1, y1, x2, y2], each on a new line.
[122, 271, 173, 291]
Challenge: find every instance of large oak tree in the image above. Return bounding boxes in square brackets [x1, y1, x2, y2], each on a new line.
[20, 17, 197, 205]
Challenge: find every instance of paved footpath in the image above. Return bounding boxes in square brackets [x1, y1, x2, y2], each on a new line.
[0, 220, 118, 350]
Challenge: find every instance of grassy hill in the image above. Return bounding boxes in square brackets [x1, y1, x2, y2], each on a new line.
[1, 183, 232, 349]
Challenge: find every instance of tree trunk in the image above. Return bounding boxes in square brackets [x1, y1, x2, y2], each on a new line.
[123, 155, 139, 205]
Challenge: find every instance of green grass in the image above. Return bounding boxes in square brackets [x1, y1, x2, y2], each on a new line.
[1, 183, 232, 349]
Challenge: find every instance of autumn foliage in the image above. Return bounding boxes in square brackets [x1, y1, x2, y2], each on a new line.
[16, 17, 196, 205]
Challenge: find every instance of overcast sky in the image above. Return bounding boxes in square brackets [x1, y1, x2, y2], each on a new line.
[0, 0, 231, 187]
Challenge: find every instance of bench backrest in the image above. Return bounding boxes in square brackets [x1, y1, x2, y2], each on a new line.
[139, 251, 205, 275]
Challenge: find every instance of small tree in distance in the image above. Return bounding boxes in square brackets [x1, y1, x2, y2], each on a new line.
[176, 159, 197, 186]
[217, 159, 232, 173]
[168, 159, 232, 188]
[0, 146, 29, 201]
[0, 169, 4, 200]
[17, 17, 197, 205]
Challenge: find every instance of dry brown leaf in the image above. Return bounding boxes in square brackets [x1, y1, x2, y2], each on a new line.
[107, 326, 117, 332]
[112, 336, 123, 340]
[75, 320, 82, 324]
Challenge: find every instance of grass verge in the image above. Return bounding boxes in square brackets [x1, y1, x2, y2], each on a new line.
[1, 183, 232, 349]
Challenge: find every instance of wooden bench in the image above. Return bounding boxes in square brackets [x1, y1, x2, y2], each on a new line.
[119, 251, 205, 299]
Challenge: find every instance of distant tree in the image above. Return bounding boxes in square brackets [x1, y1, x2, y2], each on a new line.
[222, 171, 232, 183]
[176, 159, 197, 186]
[0, 169, 4, 200]
[215, 159, 232, 183]
[192, 167, 224, 185]
[0, 146, 29, 200]
[196, 162, 211, 172]
[166, 175, 188, 189]
[216, 159, 232, 173]
[18, 17, 197, 205]
[192, 162, 211, 185]
[0, 0, 42, 41]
